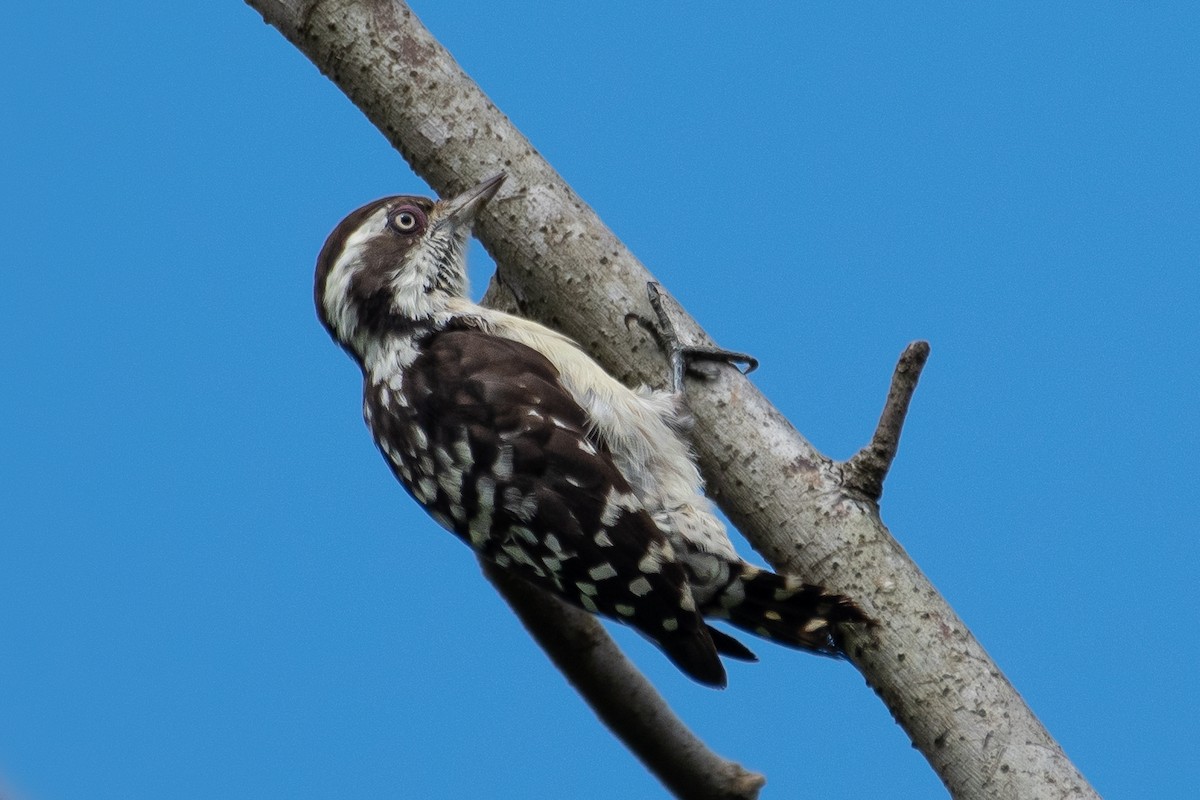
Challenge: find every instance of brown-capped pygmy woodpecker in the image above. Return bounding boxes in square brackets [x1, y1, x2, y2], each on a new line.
[313, 173, 868, 687]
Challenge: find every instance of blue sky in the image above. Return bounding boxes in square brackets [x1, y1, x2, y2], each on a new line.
[2, 3, 1197, 798]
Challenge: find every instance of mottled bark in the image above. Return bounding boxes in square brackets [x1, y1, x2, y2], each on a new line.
[244, 1, 1100, 798]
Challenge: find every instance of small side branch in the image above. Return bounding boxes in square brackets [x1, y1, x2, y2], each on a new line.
[481, 560, 765, 800]
[845, 341, 931, 501]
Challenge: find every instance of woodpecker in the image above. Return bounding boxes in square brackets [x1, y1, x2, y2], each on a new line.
[314, 173, 868, 687]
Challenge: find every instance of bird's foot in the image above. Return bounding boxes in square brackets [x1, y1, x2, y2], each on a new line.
[644, 282, 758, 394]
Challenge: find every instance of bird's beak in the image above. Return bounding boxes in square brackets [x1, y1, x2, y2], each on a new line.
[438, 172, 507, 232]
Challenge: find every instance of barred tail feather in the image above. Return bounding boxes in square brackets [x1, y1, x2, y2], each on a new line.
[708, 565, 870, 657]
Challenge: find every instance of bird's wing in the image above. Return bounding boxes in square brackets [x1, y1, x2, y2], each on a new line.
[368, 327, 724, 686]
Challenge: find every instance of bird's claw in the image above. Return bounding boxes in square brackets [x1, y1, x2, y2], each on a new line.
[645, 282, 758, 394]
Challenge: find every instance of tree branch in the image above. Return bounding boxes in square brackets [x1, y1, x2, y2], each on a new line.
[244, 1, 1101, 798]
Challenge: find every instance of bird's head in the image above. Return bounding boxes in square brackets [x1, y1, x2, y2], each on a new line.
[314, 173, 506, 359]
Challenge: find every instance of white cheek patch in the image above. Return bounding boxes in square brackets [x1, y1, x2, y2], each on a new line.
[323, 208, 390, 339]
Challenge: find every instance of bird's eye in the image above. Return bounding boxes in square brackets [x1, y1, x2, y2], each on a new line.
[388, 206, 426, 235]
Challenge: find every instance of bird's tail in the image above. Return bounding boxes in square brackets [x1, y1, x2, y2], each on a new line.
[705, 564, 871, 657]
